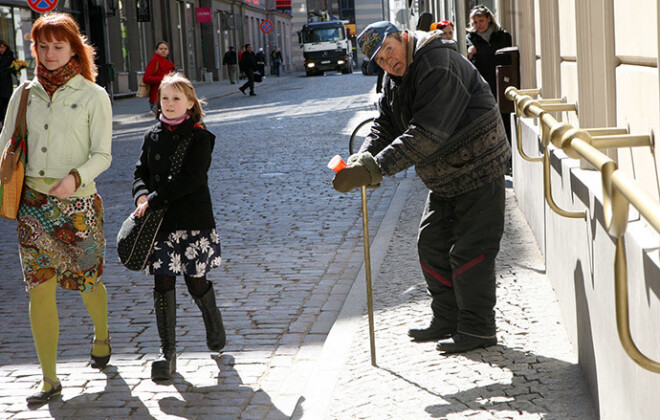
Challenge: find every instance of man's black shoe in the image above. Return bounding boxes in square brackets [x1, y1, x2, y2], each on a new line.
[436, 333, 497, 353]
[239, 87, 246, 95]
[249, 92, 256, 96]
[408, 322, 454, 342]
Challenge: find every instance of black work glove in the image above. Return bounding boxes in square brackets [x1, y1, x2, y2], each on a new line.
[332, 152, 383, 193]
[333, 164, 372, 193]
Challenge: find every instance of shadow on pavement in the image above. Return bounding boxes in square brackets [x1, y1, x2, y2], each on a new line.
[158, 354, 288, 419]
[417, 345, 594, 418]
[39, 365, 155, 419]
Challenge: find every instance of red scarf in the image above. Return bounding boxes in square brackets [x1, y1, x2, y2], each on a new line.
[37, 58, 82, 98]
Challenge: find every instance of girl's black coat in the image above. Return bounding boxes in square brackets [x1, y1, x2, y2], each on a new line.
[133, 118, 216, 232]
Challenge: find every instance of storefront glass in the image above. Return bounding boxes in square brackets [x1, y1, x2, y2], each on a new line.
[0, 6, 34, 85]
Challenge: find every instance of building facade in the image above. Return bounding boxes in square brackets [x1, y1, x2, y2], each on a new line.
[109, 0, 293, 97]
[0, 0, 292, 98]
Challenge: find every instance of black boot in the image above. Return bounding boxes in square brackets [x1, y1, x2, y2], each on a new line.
[408, 318, 455, 342]
[436, 332, 497, 353]
[408, 290, 457, 342]
[193, 284, 226, 351]
[152, 290, 176, 380]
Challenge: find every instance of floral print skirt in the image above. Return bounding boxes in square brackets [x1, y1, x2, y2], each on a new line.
[147, 229, 222, 277]
[17, 186, 106, 293]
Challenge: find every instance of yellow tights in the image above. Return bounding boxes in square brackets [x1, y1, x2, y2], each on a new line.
[29, 276, 109, 392]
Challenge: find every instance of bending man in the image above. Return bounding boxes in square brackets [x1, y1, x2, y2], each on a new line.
[332, 21, 510, 353]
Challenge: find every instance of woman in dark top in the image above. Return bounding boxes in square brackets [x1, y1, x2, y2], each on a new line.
[466, 5, 512, 98]
[466, 5, 513, 148]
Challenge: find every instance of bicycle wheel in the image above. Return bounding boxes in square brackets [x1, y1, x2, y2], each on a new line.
[349, 117, 375, 155]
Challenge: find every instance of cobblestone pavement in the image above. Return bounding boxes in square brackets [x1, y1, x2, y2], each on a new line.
[322, 178, 596, 420]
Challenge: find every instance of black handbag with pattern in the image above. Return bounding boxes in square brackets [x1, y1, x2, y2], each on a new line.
[117, 134, 193, 271]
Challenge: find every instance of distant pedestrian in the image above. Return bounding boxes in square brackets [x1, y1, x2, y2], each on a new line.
[0, 39, 16, 128]
[467, 5, 513, 156]
[334, 21, 510, 354]
[238, 45, 245, 79]
[0, 12, 113, 404]
[416, 11, 434, 31]
[270, 47, 282, 77]
[467, 5, 512, 98]
[132, 72, 226, 381]
[255, 47, 266, 76]
[222, 46, 238, 84]
[143, 41, 176, 115]
[239, 43, 257, 96]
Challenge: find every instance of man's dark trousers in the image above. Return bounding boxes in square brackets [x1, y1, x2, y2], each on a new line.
[417, 176, 506, 338]
[241, 70, 255, 94]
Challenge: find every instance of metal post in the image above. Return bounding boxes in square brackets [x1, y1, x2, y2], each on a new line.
[360, 185, 377, 367]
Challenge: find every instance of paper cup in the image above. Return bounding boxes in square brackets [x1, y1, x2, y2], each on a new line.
[327, 155, 347, 172]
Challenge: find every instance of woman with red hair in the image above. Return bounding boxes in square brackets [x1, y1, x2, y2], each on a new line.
[0, 12, 113, 404]
[431, 20, 455, 41]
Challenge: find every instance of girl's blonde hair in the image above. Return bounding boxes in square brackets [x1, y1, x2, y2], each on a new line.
[158, 72, 205, 123]
[31, 12, 98, 81]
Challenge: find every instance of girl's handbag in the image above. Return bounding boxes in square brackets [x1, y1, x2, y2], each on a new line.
[0, 85, 30, 220]
[117, 134, 193, 271]
[136, 61, 159, 98]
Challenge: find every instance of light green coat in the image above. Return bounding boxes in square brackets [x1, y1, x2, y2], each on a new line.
[0, 74, 112, 193]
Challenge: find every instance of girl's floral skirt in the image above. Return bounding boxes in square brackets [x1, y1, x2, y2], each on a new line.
[17, 186, 106, 293]
[147, 229, 222, 277]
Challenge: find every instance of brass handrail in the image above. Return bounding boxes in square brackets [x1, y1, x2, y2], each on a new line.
[505, 86, 660, 373]
[510, 89, 544, 162]
[517, 97, 585, 219]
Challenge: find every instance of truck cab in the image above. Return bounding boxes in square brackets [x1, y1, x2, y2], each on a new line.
[300, 21, 353, 76]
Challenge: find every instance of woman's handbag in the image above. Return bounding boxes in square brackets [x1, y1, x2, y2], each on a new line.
[117, 134, 193, 271]
[0, 85, 30, 220]
[136, 61, 159, 98]
[136, 80, 150, 98]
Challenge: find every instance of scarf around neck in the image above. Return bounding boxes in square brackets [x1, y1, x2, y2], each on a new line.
[477, 26, 495, 42]
[37, 58, 82, 98]
[160, 113, 190, 131]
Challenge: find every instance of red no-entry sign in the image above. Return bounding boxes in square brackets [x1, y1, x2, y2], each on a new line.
[260, 20, 273, 34]
[28, 0, 58, 13]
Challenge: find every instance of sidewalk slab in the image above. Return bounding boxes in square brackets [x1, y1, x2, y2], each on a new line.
[299, 177, 596, 420]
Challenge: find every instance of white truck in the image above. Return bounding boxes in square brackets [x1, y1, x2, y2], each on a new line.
[300, 21, 353, 77]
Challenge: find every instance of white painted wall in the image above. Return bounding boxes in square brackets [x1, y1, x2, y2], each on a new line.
[508, 0, 660, 417]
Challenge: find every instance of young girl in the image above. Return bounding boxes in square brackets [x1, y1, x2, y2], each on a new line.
[132, 72, 225, 380]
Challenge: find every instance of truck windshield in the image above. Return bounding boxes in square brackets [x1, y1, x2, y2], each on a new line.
[303, 27, 344, 43]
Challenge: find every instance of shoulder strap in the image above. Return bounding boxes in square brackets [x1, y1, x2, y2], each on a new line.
[167, 134, 194, 179]
[12, 84, 30, 142]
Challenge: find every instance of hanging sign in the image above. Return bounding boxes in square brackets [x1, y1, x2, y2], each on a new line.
[27, 0, 58, 13]
[196, 8, 212, 23]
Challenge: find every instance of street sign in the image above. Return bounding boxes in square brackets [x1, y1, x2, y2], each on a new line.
[260, 20, 273, 34]
[27, 0, 58, 13]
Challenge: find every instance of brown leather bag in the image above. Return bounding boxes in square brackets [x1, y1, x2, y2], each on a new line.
[0, 85, 31, 220]
[137, 60, 159, 98]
